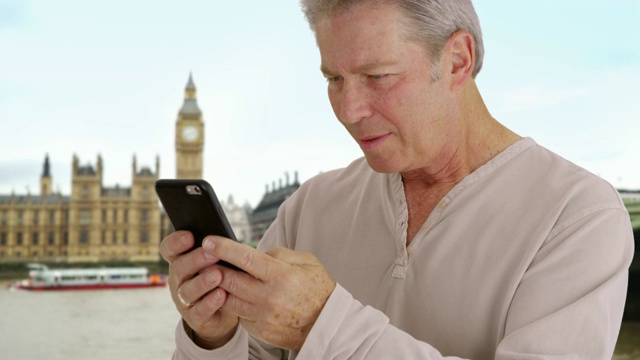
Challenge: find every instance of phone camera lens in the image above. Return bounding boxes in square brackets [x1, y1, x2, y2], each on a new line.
[186, 185, 202, 195]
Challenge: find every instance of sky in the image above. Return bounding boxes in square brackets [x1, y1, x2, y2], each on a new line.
[0, 0, 639, 208]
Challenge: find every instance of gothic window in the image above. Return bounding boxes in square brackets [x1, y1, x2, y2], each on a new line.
[32, 232, 39, 245]
[140, 230, 149, 244]
[79, 209, 91, 225]
[16, 232, 23, 245]
[80, 230, 89, 245]
[33, 211, 39, 225]
[48, 232, 55, 245]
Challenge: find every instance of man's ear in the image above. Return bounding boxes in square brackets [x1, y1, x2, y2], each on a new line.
[445, 30, 475, 90]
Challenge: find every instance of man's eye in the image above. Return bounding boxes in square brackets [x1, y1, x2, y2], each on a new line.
[369, 74, 388, 80]
[325, 76, 342, 83]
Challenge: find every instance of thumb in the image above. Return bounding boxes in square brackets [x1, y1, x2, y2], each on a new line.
[265, 247, 317, 266]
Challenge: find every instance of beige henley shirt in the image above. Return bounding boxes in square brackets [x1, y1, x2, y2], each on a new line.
[174, 138, 633, 359]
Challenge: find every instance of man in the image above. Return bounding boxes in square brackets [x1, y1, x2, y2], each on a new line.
[161, 0, 633, 359]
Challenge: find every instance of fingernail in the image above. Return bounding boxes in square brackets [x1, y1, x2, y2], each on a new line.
[179, 234, 188, 246]
[203, 238, 215, 251]
[214, 290, 222, 300]
[203, 252, 215, 261]
[205, 271, 216, 284]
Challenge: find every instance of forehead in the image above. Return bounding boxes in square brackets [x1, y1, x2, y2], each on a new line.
[316, 2, 424, 72]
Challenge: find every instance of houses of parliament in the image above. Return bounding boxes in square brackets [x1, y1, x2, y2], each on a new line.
[0, 75, 213, 264]
[0, 74, 300, 264]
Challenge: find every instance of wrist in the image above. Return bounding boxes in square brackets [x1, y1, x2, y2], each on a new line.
[182, 319, 238, 350]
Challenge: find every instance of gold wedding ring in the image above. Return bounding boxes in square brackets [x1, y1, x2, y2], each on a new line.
[177, 287, 195, 308]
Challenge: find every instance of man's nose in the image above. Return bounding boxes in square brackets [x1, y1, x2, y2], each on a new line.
[338, 81, 372, 125]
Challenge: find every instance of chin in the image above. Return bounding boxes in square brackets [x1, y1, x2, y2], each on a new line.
[363, 154, 403, 174]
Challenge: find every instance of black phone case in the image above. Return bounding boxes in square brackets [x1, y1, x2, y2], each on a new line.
[155, 179, 240, 270]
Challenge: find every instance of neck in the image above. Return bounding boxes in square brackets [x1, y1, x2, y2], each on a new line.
[400, 81, 521, 188]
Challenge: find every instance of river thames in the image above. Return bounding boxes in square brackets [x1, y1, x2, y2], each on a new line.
[0, 282, 178, 359]
[1, 281, 638, 359]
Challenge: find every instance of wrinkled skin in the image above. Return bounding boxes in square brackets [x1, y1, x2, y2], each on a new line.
[160, 231, 336, 350]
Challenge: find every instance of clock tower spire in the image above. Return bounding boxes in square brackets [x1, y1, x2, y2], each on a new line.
[175, 72, 204, 179]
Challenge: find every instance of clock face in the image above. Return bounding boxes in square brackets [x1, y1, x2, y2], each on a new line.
[181, 126, 199, 142]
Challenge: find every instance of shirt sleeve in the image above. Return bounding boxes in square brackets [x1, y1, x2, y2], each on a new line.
[297, 284, 467, 359]
[297, 207, 633, 359]
[172, 320, 289, 360]
[172, 320, 248, 360]
[495, 206, 633, 359]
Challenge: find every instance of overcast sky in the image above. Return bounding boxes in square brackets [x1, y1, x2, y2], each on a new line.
[1, 0, 639, 207]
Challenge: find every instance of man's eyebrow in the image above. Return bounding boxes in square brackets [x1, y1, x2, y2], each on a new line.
[320, 64, 336, 77]
[321, 61, 398, 77]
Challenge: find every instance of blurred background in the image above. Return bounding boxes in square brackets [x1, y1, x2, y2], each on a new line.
[0, 0, 638, 358]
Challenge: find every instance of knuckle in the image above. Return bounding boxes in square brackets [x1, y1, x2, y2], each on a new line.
[198, 291, 222, 316]
[226, 273, 239, 293]
[172, 259, 194, 284]
[170, 262, 185, 283]
[267, 247, 286, 258]
[230, 295, 241, 313]
[240, 251, 254, 268]
[190, 304, 207, 321]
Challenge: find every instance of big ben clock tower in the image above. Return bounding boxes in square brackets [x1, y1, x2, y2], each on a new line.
[175, 73, 204, 179]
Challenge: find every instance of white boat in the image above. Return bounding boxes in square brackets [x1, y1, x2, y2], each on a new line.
[10, 263, 167, 291]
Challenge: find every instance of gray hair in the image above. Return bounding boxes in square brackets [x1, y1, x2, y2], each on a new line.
[300, 0, 484, 79]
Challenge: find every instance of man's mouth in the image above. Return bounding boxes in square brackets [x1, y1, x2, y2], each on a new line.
[358, 133, 390, 150]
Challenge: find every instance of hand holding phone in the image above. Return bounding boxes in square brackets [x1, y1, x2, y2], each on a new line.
[155, 179, 241, 270]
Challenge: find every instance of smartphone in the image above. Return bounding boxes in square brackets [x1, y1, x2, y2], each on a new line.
[155, 179, 241, 270]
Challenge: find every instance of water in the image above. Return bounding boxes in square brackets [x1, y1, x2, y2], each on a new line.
[1, 281, 638, 359]
[0, 282, 179, 360]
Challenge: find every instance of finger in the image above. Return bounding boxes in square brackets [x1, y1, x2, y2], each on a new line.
[222, 292, 258, 322]
[216, 264, 264, 303]
[171, 246, 221, 285]
[177, 266, 223, 310]
[204, 236, 281, 281]
[185, 287, 227, 324]
[160, 230, 194, 263]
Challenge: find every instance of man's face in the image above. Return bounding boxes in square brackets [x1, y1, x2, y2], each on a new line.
[316, 2, 459, 174]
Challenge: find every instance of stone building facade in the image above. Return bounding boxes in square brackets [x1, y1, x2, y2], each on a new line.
[0, 74, 261, 262]
[249, 172, 300, 241]
[220, 195, 253, 243]
[0, 154, 161, 264]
